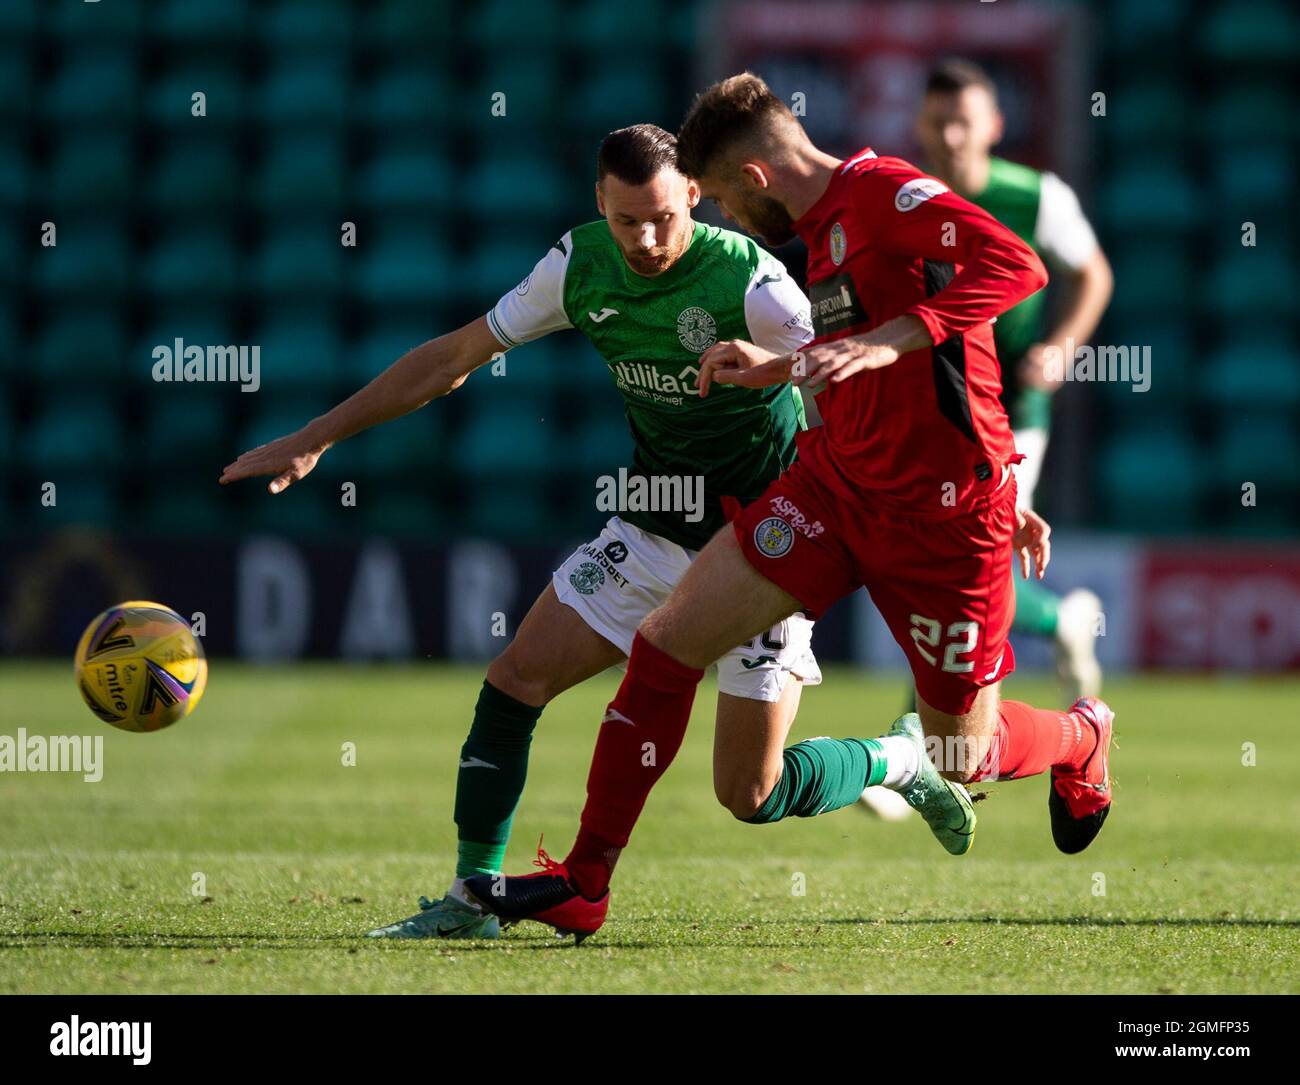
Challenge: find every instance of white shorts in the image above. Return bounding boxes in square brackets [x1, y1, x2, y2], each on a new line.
[553, 516, 822, 703]
[1012, 426, 1049, 510]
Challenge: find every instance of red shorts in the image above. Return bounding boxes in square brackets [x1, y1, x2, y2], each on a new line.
[733, 455, 1018, 716]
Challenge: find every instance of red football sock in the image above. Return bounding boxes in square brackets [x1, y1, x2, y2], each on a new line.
[972, 700, 1097, 782]
[565, 632, 704, 898]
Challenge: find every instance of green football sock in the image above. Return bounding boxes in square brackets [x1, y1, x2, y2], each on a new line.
[453, 680, 543, 879]
[1013, 575, 1060, 638]
[742, 737, 887, 825]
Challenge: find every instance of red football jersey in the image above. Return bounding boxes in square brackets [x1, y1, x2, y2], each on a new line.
[792, 147, 1048, 519]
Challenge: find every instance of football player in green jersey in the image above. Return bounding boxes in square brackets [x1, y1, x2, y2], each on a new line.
[224, 125, 949, 940]
[916, 59, 1113, 701]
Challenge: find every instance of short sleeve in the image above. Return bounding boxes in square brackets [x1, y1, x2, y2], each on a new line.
[1034, 173, 1099, 272]
[743, 259, 815, 355]
[486, 232, 574, 347]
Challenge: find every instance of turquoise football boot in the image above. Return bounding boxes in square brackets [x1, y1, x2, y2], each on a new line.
[889, 713, 977, 856]
[365, 894, 500, 939]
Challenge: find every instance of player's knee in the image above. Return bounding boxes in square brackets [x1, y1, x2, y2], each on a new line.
[714, 775, 775, 821]
[485, 648, 553, 708]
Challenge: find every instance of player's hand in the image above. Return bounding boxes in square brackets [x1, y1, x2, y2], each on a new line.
[697, 339, 787, 397]
[792, 338, 899, 390]
[1019, 343, 1063, 392]
[1012, 505, 1051, 580]
[219, 429, 331, 494]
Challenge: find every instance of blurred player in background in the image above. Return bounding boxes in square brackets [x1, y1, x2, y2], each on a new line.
[917, 58, 1112, 699]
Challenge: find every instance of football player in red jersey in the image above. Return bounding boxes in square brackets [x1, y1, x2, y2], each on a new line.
[466, 73, 1114, 943]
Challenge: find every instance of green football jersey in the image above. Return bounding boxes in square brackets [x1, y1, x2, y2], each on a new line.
[971, 157, 1098, 432]
[487, 220, 812, 549]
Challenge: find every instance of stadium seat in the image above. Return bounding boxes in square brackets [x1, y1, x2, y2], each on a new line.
[145, 67, 245, 129]
[1202, 336, 1300, 410]
[250, 228, 347, 299]
[347, 325, 437, 384]
[259, 0, 353, 52]
[467, 0, 564, 48]
[459, 234, 556, 306]
[1212, 418, 1300, 498]
[569, 0, 669, 47]
[34, 223, 131, 297]
[253, 134, 347, 210]
[33, 309, 127, 384]
[1098, 427, 1204, 532]
[358, 72, 452, 133]
[1104, 243, 1192, 318]
[48, 135, 133, 208]
[465, 52, 559, 125]
[1212, 144, 1294, 210]
[1205, 88, 1294, 143]
[360, 492, 444, 538]
[1097, 159, 1201, 232]
[141, 393, 228, 459]
[353, 410, 443, 477]
[359, 2, 451, 51]
[457, 404, 555, 478]
[0, 0, 36, 39]
[0, 50, 31, 123]
[570, 65, 670, 131]
[460, 148, 565, 222]
[250, 315, 345, 389]
[355, 144, 454, 211]
[42, 53, 139, 125]
[255, 61, 351, 129]
[0, 142, 26, 209]
[25, 400, 125, 471]
[134, 311, 239, 385]
[1105, 83, 1188, 151]
[151, 0, 249, 42]
[145, 139, 242, 213]
[1200, 2, 1300, 65]
[1202, 250, 1297, 318]
[48, 0, 144, 40]
[352, 229, 453, 306]
[141, 230, 240, 300]
[461, 481, 552, 540]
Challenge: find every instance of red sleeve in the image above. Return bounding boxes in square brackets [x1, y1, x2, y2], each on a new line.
[855, 158, 1049, 344]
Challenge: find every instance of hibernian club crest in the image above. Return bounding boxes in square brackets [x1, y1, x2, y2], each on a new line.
[676, 307, 717, 353]
[829, 222, 847, 266]
[569, 561, 606, 595]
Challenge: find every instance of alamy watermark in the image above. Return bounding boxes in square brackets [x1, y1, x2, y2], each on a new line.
[152, 339, 261, 392]
[596, 468, 704, 523]
[1042, 338, 1151, 392]
[1, 729, 103, 782]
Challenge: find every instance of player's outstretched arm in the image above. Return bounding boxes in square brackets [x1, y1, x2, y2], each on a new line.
[219, 315, 502, 494]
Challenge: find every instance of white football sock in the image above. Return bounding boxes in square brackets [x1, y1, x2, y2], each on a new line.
[447, 877, 482, 909]
[876, 734, 922, 790]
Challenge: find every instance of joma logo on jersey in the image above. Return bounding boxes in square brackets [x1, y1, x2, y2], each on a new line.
[610, 360, 701, 397]
[768, 496, 825, 538]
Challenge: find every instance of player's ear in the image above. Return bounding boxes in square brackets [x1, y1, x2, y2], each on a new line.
[685, 177, 701, 208]
[740, 161, 769, 190]
[991, 108, 1005, 146]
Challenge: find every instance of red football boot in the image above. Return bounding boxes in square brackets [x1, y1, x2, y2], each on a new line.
[463, 840, 608, 945]
[1049, 697, 1115, 854]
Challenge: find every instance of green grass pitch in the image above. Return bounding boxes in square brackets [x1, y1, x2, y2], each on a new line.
[1, 662, 1297, 993]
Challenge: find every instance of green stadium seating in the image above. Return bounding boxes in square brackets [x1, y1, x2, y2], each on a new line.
[347, 326, 436, 383]
[34, 224, 131, 297]
[256, 61, 351, 128]
[260, 1, 354, 52]
[468, 0, 563, 48]
[0, 0, 37, 39]
[33, 309, 127, 383]
[42, 53, 139, 125]
[1200, 2, 1300, 65]
[134, 312, 239, 384]
[145, 68, 244, 129]
[1097, 159, 1201, 231]
[1205, 88, 1296, 143]
[359, 2, 452, 52]
[252, 316, 345, 388]
[146, 140, 241, 212]
[354, 411, 443, 477]
[0, 222, 19, 289]
[1212, 144, 1294, 210]
[141, 230, 240, 299]
[461, 148, 565, 221]
[570, 65, 670, 130]
[1104, 244, 1192, 318]
[49, 0, 144, 40]
[152, 0, 249, 42]
[359, 492, 445, 538]
[142, 393, 227, 458]
[460, 235, 554, 305]
[250, 228, 347, 298]
[461, 482, 552, 540]
[26, 400, 125, 471]
[0, 50, 32, 122]
[1212, 418, 1300, 496]
[352, 230, 452, 306]
[355, 145, 454, 210]
[48, 135, 133, 208]
[1098, 427, 1203, 531]
[1202, 337, 1300, 410]
[254, 134, 348, 209]
[1202, 250, 1297, 318]
[359, 72, 452, 132]
[457, 404, 555, 478]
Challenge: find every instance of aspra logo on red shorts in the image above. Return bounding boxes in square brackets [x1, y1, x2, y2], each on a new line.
[769, 497, 825, 539]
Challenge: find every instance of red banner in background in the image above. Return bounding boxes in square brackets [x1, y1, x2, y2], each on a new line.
[1139, 550, 1300, 670]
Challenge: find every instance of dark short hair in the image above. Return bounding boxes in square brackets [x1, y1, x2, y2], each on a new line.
[597, 124, 679, 185]
[924, 58, 999, 103]
[676, 72, 794, 179]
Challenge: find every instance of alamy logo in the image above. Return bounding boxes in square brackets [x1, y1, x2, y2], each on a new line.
[151, 339, 260, 392]
[595, 467, 704, 523]
[50, 1016, 151, 1065]
[1, 729, 103, 782]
